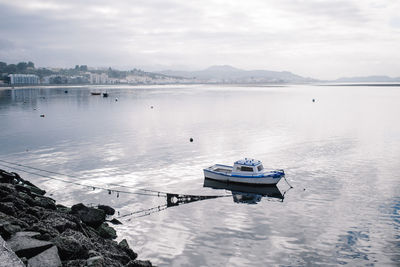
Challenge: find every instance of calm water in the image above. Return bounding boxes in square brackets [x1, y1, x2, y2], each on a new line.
[0, 84, 399, 266]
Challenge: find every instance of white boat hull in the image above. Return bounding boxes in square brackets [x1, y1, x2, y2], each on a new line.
[203, 169, 283, 185]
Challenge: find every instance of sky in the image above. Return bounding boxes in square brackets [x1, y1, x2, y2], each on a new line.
[0, 0, 400, 79]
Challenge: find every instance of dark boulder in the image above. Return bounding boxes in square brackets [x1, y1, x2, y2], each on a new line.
[27, 222, 60, 240]
[34, 196, 56, 210]
[0, 202, 17, 216]
[97, 222, 117, 239]
[109, 218, 123, 225]
[97, 205, 115, 215]
[26, 245, 61, 267]
[40, 212, 78, 233]
[0, 211, 29, 229]
[17, 192, 39, 207]
[56, 204, 72, 213]
[15, 184, 32, 195]
[62, 259, 87, 266]
[0, 221, 22, 240]
[118, 239, 137, 261]
[0, 170, 19, 184]
[71, 203, 106, 228]
[51, 229, 93, 260]
[17, 212, 39, 225]
[26, 206, 46, 219]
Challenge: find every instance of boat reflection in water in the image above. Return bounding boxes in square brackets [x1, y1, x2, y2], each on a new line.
[203, 178, 285, 204]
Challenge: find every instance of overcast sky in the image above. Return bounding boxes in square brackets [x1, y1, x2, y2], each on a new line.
[1, 0, 399, 79]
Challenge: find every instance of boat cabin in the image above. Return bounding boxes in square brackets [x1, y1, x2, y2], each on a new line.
[231, 158, 264, 175]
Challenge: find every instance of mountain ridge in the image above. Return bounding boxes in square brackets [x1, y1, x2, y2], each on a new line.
[159, 65, 315, 83]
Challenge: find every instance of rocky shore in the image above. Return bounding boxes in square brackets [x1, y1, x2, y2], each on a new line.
[0, 169, 153, 267]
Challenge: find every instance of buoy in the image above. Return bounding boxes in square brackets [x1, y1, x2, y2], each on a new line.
[108, 190, 111, 194]
[40, 114, 45, 117]
[64, 90, 68, 93]
[312, 99, 315, 102]
[190, 138, 193, 142]
[115, 98, 118, 102]
[151, 106, 153, 109]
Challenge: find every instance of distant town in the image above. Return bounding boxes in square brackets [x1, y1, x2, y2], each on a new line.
[0, 61, 191, 86]
[2, 61, 399, 86]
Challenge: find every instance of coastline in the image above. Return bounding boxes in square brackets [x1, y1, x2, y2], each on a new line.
[0, 169, 152, 267]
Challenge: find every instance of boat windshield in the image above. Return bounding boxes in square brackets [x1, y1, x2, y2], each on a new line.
[240, 166, 253, 172]
[257, 165, 264, 171]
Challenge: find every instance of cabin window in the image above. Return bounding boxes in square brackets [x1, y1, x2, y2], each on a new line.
[257, 165, 264, 171]
[240, 166, 253, 172]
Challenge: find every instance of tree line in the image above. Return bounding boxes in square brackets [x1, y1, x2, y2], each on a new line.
[0, 61, 151, 82]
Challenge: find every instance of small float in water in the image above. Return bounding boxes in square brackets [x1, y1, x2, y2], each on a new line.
[103, 92, 108, 97]
[203, 158, 285, 185]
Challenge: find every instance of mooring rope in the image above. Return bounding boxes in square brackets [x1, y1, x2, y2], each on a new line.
[0, 158, 169, 195]
[0, 162, 165, 197]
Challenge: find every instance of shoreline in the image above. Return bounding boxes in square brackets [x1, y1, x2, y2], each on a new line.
[0, 169, 152, 267]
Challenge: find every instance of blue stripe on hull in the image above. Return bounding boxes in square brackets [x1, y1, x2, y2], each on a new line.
[203, 169, 284, 179]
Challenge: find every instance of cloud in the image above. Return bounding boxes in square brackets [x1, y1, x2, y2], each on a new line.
[0, 0, 400, 79]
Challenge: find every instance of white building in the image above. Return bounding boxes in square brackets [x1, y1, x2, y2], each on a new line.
[89, 73, 109, 84]
[8, 74, 39, 85]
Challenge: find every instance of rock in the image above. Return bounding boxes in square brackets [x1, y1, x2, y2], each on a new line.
[125, 260, 153, 267]
[97, 223, 117, 239]
[87, 255, 105, 267]
[97, 205, 115, 215]
[0, 235, 25, 267]
[0, 202, 17, 216]
[17, 212, 39, 225]
[27, 246, 61, 267]
[0, 211, 29, 229]
[1, 195, 29, 211]
[109, 218, 122, 225]
[15, 184, 32, 195]
[106, 253, 130, 265]
[0, 183, 16, 193]
[56, 204, 71, 213]
[0, 222, 22, 240]
[118, 239, 137, 260]
[17, 192, 38, 206]
[0, 170, 19, 184]
[41, 213, 78, 233]
[118, 239, 130, 250]
[34, 196, 56, 210]
[26, 206, 47, 219]
[24, 184, 46, 196]
[27, 222, 60, 240]
[71, 203, 106, 228]
[7, 235, 53, 258]
[62, 259, 87, 267]
[51, 229, 93, 260]
[88, 249, 101, 257]
[14, 231, 41, 238]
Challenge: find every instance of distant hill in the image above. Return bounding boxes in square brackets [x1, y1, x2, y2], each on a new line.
[334, 75, 400, 83]
[159, 65, 315, 84]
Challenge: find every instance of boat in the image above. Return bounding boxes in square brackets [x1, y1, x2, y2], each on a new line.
[91, 92, 101, 95]
[203, 178, 284, 203]
[203, 158, 285, 185]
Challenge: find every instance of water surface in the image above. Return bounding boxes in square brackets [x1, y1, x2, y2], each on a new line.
[0, 84, 399, 266]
